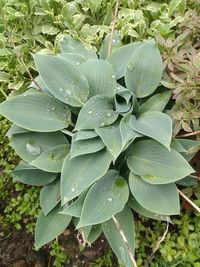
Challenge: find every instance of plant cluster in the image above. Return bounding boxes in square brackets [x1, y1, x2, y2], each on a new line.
[0, 33, 200, 266]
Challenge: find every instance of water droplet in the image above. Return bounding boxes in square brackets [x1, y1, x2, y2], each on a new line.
[88, 110, 92, 114]
[71, 187, 75, 192]
[47, 108, 50, 112]
[127, 63, 134, 72]
[23, 94, 27, 96]
[95, 112, 98, 116]
[107, 197, 112, 202]
[59, 88, 64, 92]
[112, 75, 116, 79]
[26, 141, 41, 156]
[66, 89, 72, 96]
[52, 107, 56, 111]
[106, 112, 112, 117]
[100, 122, 105, 127]
[112, 39, 116, 43]
[76, 62, 80, 66]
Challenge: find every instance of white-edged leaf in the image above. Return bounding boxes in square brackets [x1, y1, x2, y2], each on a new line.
[13, 161, 57, 186]
[75, 95, 118, 130]
[127, 140, 194, 184]
[74, 130, 98, 141]
[102, 207, 135, 267]
[31, 144, 70, 172]
[40, 178, 60, 216]
[129, 172, 180, 215]
[61, 149, 112, 204]
[78, 170, 129, 227]
[96, 121, 123, 160]
[33, 54, 89, 107]
[35, 205, 71, 249]
[57, 52, 87, 65]
[130, 111, 172, 149]
[0, 94, 71, 132]
[79, 59, 117, 97]
[125, 40, 162, 98]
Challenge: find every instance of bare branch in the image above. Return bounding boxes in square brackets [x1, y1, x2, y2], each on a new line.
[108, 0, 120, 57]
[178, 189, 200, 213]
[176, 130, 200, 138]
[112, 215, 138, 267]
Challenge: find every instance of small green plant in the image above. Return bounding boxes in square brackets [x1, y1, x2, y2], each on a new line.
[91, 249, 113, 267]
[50, 240, 69, 267]
[0, 34, 199, 267]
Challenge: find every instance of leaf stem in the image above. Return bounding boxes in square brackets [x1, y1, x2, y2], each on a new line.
[176, 130, 200, 138]
[61, 129, 74, 137]
[178, 189, 200, 213]
[108, 0, 120, 57]
[112, 215, 138, 267]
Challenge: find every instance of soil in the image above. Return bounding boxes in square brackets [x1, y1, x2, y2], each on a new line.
[0, 226, 118, 267]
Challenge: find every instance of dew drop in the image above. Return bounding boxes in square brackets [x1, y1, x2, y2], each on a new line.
[112, 39, 116, 43]
[76, 62, 80, 66]
[59, 88, 64, 92]
[52, 107, 56, 111]
[107, 197, 112, 202]
[26, 141, 41, 156]
[112, 74, 116, 79]
[127, 63, 134, 72]
[66, 89, 72, 96]
[71, 187, 75, 192]
[23, 94, 27, 96]
[95, 112, 98, 116]
[106, 112, 112, 117]
[100, 122, 105, 127]
[88, 110, 93, 114]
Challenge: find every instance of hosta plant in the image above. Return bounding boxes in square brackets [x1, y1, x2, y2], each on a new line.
[0, 34, 199, 266]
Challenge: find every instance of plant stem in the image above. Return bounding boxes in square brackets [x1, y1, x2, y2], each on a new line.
[108, 0, 120, 57]
[176, 130, 200, 138]
[178, 189, 200, 213]
[189, 174, 200, 181]
[112, 215, 138, 267]
[61, 129, 74, 137]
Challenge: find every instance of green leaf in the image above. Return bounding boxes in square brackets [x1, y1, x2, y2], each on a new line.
[99, 32, 122, 59]
[129, 172, 180, 215]
[138, 91, 171, 114]
[74, 130, 98, 141]
[35, 205, 71, 249]
[127, 140, 194, 184]
[176, 176, 198, 187]
[9, 131, 67, 163]
[57, 52, 87, 66]
[96, 121, 123, 160]
[128, 197, 171, 222]
[130, 111, 172, 149]
[107, 42, 141, 79]
[125, 40, 162, 98]
[40, 178, 60, 216]
[7, 124, 30, 137]
[60, 35, 97, 60]
[114, 88, 133, 114]
[78, 170, 129, 227]
[120, 115, 141, 148]
[33, 54, 89, 107]
[79, 59, 117, 97]
[61, 149, 112, 204]
[102, 207, 135, 267]
[0, 94, 71, 132]
[13, 161, 57, 186]
[31, 144, 70, 173]
[169, 0, 186, 16]
[75, 95, 118, 130]
[61, 192, 87, 217]
[70, 137, 105, 159]
[86, 225, 102, 244]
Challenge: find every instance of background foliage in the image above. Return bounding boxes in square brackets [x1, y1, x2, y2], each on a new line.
[0, 0, 200, 266]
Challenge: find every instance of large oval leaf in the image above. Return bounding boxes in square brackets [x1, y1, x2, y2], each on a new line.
[70, 137, 105, 159]
[127, 140, 194, 184]
[96, 121, 123, 160]
[107, 42, 141, 79]
[99, 32, 122, 59]
[33, 54, 89, 107]
[61, 149, 112, 204]
[102, 207, 135, 267]
[0, 94, 71, 132]
[128, 197, 171, 222]
[79, 59, 117, 97]
[129, 172, 180, 215]
[35, 205, 71, 249]
[138, 91, 171, 114]
[13, 161, 57, 186]
[125, 40, 162, 98]
[60, 35, 97, 59]
[130, 111, 172, 150]
[31, 144, 70, 173]
[40, 178, 60, 216]
[75, 95, 118, 130]
[9, 130, 67, 163]
[74, 130, 98, 141]
[57, 52, 87, 66]
[77, 170, 129, 228]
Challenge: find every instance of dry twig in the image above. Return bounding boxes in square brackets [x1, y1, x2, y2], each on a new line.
[178, 189, 200, 213]
[176, 130, 200, 138]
